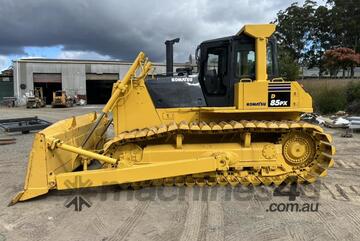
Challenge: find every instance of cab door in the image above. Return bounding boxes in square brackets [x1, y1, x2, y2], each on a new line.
[199, 40, 232, 107]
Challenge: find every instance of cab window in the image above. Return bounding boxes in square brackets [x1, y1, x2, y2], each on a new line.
[235, 49, 255, 78]
[203, 47, 227, 95]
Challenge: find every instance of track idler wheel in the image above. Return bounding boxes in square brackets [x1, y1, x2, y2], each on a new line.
[282, 131, 316, 166]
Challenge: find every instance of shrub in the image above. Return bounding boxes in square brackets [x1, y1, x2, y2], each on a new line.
[312, 87, 347, 114]
[346, 81, 360, 114]
[347, 100, 360, 114]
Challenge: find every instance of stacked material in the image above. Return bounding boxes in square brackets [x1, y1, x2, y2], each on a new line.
[300, 112, 360, 130]
[349, 117, 360, 130]
[0, 137, 16, 145]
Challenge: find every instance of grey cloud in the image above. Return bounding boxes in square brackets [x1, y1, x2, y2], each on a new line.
[0, 0, 298, 62]
[0, 46, 25, 55]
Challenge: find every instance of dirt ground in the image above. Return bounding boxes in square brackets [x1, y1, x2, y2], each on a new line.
[0, 106, 359, 241]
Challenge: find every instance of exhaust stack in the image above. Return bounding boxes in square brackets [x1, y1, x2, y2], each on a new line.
[165, 38, 180, 76]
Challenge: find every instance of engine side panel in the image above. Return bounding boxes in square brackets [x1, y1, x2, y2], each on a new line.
[146, 76, 206, 108]
[113, 76, 313, 136]
[234, 81, 312, 111]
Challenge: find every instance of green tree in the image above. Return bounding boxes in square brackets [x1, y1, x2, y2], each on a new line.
[274, 0, 334, 76]
[274, 0, 317, 62]
[328, 0, 360, 52]
[274, 0, 360, 76]
[278, 47, 300, 81]
[305, 5, 333, 75]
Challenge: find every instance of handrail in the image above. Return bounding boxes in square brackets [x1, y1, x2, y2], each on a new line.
[239, 78, 253, 82]
[270, 77, 286, 82]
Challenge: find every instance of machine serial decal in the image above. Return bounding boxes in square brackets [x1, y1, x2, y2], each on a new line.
[268, 92, 291, 107]
[268, 83, 291, 107]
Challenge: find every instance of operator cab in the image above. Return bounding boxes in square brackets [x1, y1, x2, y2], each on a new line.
[146, 27, 278, 108]
[197, 34, 278, 107]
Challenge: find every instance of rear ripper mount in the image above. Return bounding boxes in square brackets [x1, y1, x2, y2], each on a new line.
[11, 24, 335, 204]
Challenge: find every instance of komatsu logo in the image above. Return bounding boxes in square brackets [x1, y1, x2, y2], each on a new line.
[246, 102, 266, 106]
[171, 77, 193, 82]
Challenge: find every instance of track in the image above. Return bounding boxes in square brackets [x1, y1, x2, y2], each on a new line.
[103, 120, 335, 188]
[3, 106, 359, 241]
[108, 201, 150, 241]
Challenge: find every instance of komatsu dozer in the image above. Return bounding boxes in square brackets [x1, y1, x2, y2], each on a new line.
[11, 24, 335, 204]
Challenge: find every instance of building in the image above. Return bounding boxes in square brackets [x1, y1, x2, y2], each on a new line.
[301, 67, 360, 78]
[13, 58, 195, 104]
[0, 69, 14, 102]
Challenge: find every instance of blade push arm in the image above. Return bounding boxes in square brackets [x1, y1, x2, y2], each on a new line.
[82, 52, 153, 148]
[103, 52, 152, 113]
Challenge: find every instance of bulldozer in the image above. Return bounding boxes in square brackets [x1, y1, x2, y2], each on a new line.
[51, 90, 74, 108]
[11, 24, 335, 204]
[26, 87, 46, 108]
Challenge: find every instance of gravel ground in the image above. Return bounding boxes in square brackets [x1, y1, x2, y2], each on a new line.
[0, 106, 359, 241]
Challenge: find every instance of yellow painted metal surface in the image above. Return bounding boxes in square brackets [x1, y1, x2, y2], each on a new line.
[12, 113, 109, 203]
[237, 24, 276, 81]
[12, 24, 334, 204]
[234, 81, 312, 112]
[56, 155, 221, 189]
[52, 139, 118, 165]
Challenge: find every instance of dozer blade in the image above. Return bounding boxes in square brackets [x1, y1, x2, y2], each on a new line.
[10, 112, 109, 205]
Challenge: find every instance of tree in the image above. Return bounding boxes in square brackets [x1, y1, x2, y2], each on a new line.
[323, 47, 360, 77]
[274, 0, 317, 62]
[274, 0, 360, 77]
[278, 47, 300, 81]
[327, 0, 360, 76]
[328, 0, 360, 52]
[274, 0, 334, 76]
[305, 5, 333, 75]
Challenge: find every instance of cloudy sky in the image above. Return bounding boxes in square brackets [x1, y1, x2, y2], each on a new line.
[0, 0, 324, 70]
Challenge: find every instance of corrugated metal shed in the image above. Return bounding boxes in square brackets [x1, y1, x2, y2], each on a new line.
[13, 58, 195, 104]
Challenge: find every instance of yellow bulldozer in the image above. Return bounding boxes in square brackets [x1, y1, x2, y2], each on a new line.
[51, 90, 74, 108]
[11, 24, 335, 204]
[26, 87, 46, 108]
